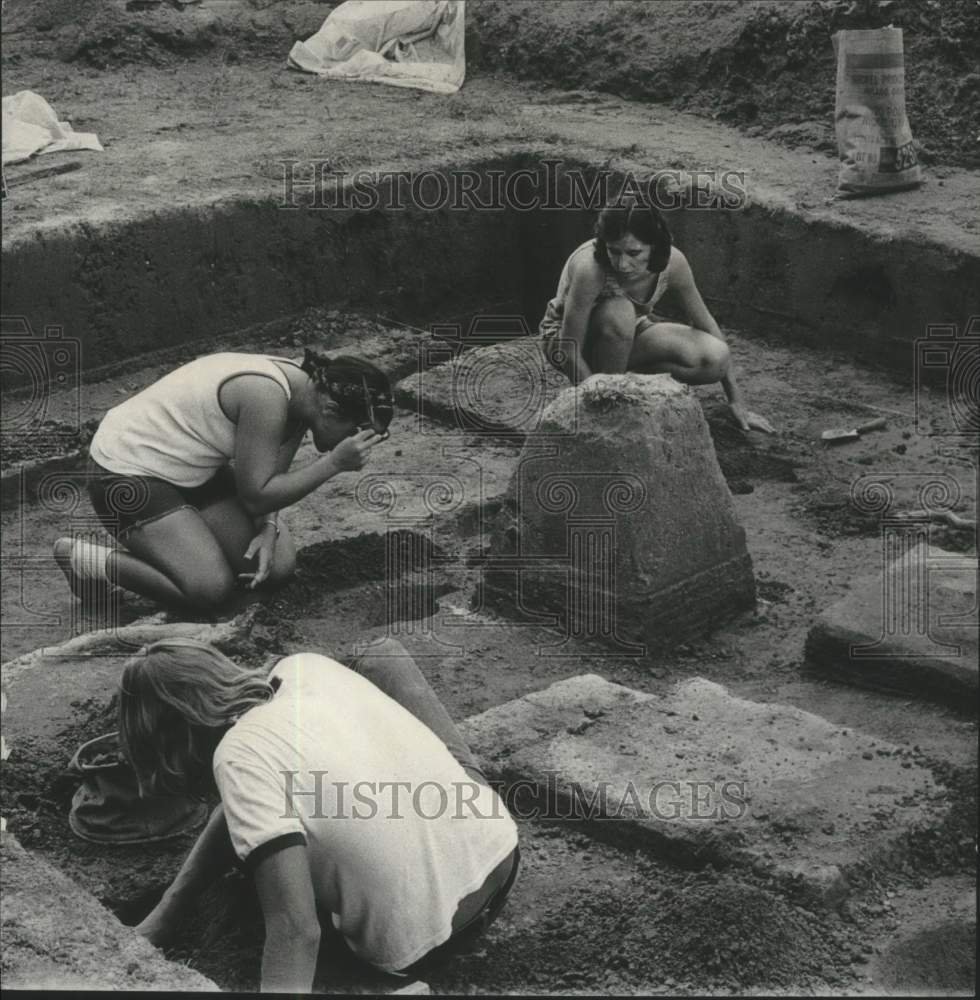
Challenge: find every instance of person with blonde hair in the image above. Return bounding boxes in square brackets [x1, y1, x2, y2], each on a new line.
[55, 349, 393, 613]
[119, 636, 519, 993]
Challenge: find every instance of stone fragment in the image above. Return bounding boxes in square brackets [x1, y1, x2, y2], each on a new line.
[1, 832, 218, 991]
[806, 542, 978, 705]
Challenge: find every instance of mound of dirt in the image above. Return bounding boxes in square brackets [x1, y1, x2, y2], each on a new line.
[878, 919, 977, 994]
[446, 868, 856, 993]
[468, 0, 980, 168]
[651, 878, 845, 987]
[1, 0, 336, 69]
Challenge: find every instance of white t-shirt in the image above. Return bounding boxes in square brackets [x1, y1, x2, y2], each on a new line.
[212, 653, 518, 972]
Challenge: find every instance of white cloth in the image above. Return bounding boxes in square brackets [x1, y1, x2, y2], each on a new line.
[2, 91, 103, 166]
[213, 653, 518, 973]
[89, 353, 293, 487]
[288, 0, 465, 95]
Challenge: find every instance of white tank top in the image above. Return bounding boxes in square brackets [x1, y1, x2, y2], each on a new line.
[89, 353, 295, 487]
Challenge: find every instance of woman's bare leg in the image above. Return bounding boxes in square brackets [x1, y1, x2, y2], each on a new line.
[107, 507, 237, 611]
[586, 296, 638, 374]
[196, 496, 297, 584]
[628, 319, 731, 385]
[349, 637, 484, 779]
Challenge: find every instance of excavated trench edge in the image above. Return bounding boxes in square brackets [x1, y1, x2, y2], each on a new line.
[3, 152, 977, 389]
[3, 152, 977, 991]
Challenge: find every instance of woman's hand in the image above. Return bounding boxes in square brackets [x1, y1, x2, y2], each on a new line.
[330, 428, 383, 472]
[730, 402, 776, 434]
[243, 522, 278, 588]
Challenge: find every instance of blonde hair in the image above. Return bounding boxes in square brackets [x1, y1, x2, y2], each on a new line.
[118, 638, 273, 796]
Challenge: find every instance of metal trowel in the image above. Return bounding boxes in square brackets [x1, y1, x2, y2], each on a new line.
[821, 416, 887, 443]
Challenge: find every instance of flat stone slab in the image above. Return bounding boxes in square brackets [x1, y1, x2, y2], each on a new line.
[459, 673, 656, 766]
[395, 338, 566, 437]
[461, 674, 950, 891]
[806, 543, 978, 706]
[286, 411, 520, 548]
[1, 831, 218, 991]
[1, 616, 251, 746]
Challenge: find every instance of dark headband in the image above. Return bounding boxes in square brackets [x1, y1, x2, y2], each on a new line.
[301, 349, 394, 434]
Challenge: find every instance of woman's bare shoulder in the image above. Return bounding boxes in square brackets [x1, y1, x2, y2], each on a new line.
[666, 245, 690, 271]
[566, 243, 606, 289]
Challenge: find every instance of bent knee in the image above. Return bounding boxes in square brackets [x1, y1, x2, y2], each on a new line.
[350, 637, 412, 681]
[180, 572, 235, 611]
[695, 337, 731, 379]
[358, 636, 411, 667]
[591, 298, 636, 341]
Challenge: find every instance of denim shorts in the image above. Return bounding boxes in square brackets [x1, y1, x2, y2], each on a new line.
[86, 457, 238, 540]
[401, 845, 521, 976]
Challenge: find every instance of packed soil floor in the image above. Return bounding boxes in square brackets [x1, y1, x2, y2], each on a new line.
[2, 308, 976, 995]
[1, 1, 977, 996]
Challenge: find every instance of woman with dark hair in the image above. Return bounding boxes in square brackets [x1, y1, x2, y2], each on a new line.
[540, 200, 774, 433]
[119, 636, 520, 994]
[54, 349, 394, 612]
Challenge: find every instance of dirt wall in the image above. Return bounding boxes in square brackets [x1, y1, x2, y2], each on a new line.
[4, 157, 976, 386]
[1, 168, 525, 379]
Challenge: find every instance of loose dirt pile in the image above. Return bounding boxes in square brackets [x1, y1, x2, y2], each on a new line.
[443, 863, 859, 994]
[4, 1, 976, 167]
[470, 0, 980, 168]
[878, 919, 977, 994]
[0, 0, 335, 68]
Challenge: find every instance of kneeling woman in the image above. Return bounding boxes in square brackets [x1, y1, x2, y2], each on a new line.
[541, 200, 775, 433]
[121, 637, 520, 993]
[55, 349, 393, 612]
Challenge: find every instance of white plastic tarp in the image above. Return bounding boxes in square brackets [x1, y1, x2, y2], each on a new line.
[2, 91, 103, 166]
[288, 0, 465, 95]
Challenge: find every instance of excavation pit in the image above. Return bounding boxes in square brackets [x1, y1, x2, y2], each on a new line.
[2, 151, 977, 994]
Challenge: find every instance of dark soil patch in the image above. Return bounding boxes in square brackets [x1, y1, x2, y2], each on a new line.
[897, 759, 978, 877]
[791, 477, 886, 538]
[437, 863, 861, 994]
[1, 0, 335, 69]
[878, 918, 977, 994]
[703, 403, 801, 494]
[0, 693, 199, 900]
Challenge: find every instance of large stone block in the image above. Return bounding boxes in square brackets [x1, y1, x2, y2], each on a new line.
[461, 674, 952, 896]
[482, 373, 756, 651]
[806, 542, 978, 706]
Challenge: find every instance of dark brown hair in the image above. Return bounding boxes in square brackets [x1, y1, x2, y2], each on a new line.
[593, 200, 672, 273]
[300, 350, 394, 432]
